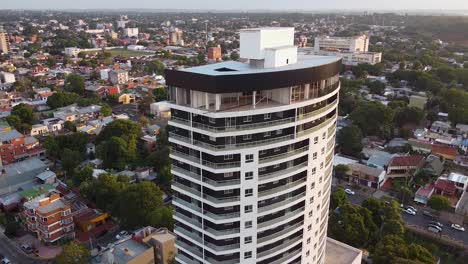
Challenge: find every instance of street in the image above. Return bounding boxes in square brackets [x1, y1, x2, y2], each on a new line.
[332, 186, 468, 246]
[0, 230, 50, 264]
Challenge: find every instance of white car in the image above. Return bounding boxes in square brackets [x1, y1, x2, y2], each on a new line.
[1, 257, 10, 264]
[451, 224, 465, 232]
[406, 206, 418, 212]
[115, 230, 129, 240]
[404, 208, 416, 215]
[344, 189, 355, 195]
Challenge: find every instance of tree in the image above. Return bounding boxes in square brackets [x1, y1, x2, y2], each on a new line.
[56, 242, 90, 264]
[334, 164, 349, 180]
[149, 206, 175, 230]
[372, 235, 410, 264]
[330, 188, 349, 209]
[98, 136, 136, 170]
[427, 195, 451, 212]
[388, 100, 408, 109]
[337, 125, 363, 157]
[64, 74, 85, 94]
[64, 120, 77, 132]
[100, 104, 112, 117]
[349, 101, 394, 137]
[47, 92, 79, 109]
[153, 88, 168, 102]
[144, 60, 165, 75]
[6, 103, 35, 133]
[382, 219, 405, 237]
[368, 80, 386, 95]
[230, 52, 240, 61]
[394, 107, 424, 127]
[115, 182, 164, 229]
[62, 148, 81, 176]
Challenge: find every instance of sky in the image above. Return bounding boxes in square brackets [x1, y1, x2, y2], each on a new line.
[1, 0, 467, 11]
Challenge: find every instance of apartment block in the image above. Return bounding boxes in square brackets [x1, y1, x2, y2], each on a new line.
[23, 193, 74, 243]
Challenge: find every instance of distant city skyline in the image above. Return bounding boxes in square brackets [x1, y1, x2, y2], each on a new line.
[1, 0, 467, 11]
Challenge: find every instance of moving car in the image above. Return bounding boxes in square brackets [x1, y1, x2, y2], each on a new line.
[115, 230, 129, 240]
[344, 189, 355, 195]
[404, 208, 416, 215]
[422, 211, 435, 219]
[21, 244, 33, 254]
[451, 224, 465, 232]
[427, 224, 442, 232]
[427, 226, 440, 233]
[429, 221, 443, 228]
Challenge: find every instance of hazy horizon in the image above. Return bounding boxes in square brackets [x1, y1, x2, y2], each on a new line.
[1, 0, 467, 11]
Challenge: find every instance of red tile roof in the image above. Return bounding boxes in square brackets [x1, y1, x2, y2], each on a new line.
[388, 155, 424, 167]
[434, 178, 456, 195]
[432, 145, 458, 157]
[415, 184, 435, 197]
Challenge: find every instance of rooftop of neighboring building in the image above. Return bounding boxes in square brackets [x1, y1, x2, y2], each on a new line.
[333, 154, 359, 167]
[447, 172, 468, 185]
[36, 195, 68, 215]
[113, 238, 151, 263]
[0, 129, 22, 142]
[348, 163, 385, 178]
[431, 145, 458, 157]
[325, 237, 362, 264]
[388, 155, 424, 167]
[415, 184, 435, 198]
[0, 158, 48, 195]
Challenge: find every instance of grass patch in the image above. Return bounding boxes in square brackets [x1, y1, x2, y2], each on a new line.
[84, 48, 152, 58]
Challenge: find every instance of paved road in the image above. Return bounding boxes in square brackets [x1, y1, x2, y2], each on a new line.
[0, 230, 50, 264]
[331, 186, 468, 246]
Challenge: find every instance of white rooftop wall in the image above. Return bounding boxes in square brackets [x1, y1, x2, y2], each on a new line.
[240, 28, 295, 60]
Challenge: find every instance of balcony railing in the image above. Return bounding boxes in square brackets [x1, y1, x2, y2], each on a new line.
[176, 240, 203, 258]
[203, 193, 240, 205]
[257, 233, 302, 259]
[259, 161, 308, 182]
[175, 225, 203, 243]
[203, 177, 241, 187]
[173, 197, 202, 213]
[204, 226, 240, 237]
[258, 192, 306, 214]
[204, 256, 239, 264]
[201, 160, 241, 169]
[172, 166, 201, 182]
[204, 241, 240, 252]
[259, 146, 309, 164]
[296, 114, 337, 138]
[176, 253, 202, 264]
[171, 149, 200, 163]
[270, 248, 302, 264]
[174, 212, 202, 229]
[203, 210, 240, 222]
[258, 178, 307, 198]
[297, 98, 338, 121]
[258, 206, 305, 229]
[257, 221, 304, 245]
[172, 182, 201, 197]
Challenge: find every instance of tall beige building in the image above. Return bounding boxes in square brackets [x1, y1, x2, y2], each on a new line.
[0, 32, 9, 54]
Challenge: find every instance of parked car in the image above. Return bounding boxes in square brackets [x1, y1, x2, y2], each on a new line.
[344, 189, 355, 195]
[422, 211, 435, 219]
[451, 224, 465, 232]
[404, 208, 416, 215]
[427, 224, 442, 232]
[0, 255, 10, 264]
[429, 221, 443, 228]
[115, 230, 129, 240]
[427, 226, 440, 234]
[406, 206, 418, 212]
[21, 244, 33, 254]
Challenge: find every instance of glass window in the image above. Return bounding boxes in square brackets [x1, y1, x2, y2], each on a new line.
[245, 221, 252, 228]
[243, 116, 252, 122]
[245, 205, 253, 213]
[245, 189, 253, 197]
[246, 154, 254, 163]
[245, 171, 253, 180]
[245, 251, 252, 259]
[245, 236, 252, 244]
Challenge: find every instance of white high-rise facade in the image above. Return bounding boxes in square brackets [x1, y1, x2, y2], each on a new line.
[167, 28, 341, 264]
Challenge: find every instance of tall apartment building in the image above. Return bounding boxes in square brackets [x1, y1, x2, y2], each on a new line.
[313, 35, 381, 65]
[167, 27, 340, 264]
[23, 193, 74, 243]
[0, 32, 9, 54]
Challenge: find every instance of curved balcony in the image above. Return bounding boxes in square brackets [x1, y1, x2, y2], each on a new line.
[259, 146, 309, 164]
[258, 192, 306, 215]
[258, 206, 305, 231]
[257, 232, 303, 260]
[172, 166, 201, 182]
[203, 210, 240, 223]
[269, 248, 302, 264]
[175, 240, 203, 259]
[202, 193, 240, 206]
[204, 226, 240, 239]
[203, 177, 241, 188]
[258, 162, 308, 183]
[257, 221, 304, 245]
[296, 113, 337, 138]
[172, 197, 202, 213]
[258, 178, 307, 199]
[204, 240, 240, 254]
[172, 182, 201, 198]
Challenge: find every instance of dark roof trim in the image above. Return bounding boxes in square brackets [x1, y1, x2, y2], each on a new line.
[165, 59, 342, 93]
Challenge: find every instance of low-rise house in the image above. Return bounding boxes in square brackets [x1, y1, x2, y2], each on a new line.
[141, 135, 157, 152]
[22, 192, 74, 243]
[0, 158, 48, 195]
[0, 129, 46, 165]
[53, 104, 101, 123]
[386, 155, 425, 178]
[365, 150, 395, 169]
[430, 121, 451, 134]
[455, 123, 468, 137]
[454, 155, 468, 168]
[41, 118, 64, 133]
[150, 101, 171, 118]
[422, 154, 445, 177]
[119, 93, 136, 104]
[447, 172, 468, 193]
[414, 184, 435, 205]
[431, 145, 458, 161]
[408, 138, 432, 153]
[347, 163, 386, 189]
[30, 124, 49, 136]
